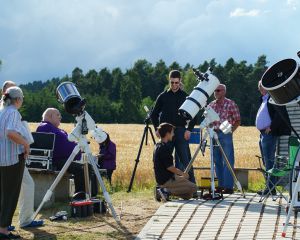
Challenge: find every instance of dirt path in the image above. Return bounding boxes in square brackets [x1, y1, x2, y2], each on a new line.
[13, 191, 161, 240]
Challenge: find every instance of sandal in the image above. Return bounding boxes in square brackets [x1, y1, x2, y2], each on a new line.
[6, 226, 14, 232]
[21, 220, 44, 228]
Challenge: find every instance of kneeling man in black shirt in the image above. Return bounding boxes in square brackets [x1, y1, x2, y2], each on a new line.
[153, 123, 197, 200]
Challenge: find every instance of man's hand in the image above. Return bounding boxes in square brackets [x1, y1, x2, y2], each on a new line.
[23, 142, 30, 159]
[265, 127, 271, 134]
[184, 130, 191, 141]
[182, 172, 189, 179]
[155, 130, 160, 138]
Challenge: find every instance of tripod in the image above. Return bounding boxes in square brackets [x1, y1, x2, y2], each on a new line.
[185, 108, 245, 199]
[127, 117, 156, 193]
[31, 111, 120, 223]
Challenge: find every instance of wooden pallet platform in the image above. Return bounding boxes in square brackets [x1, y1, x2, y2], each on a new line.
[136, 193, 299, 240]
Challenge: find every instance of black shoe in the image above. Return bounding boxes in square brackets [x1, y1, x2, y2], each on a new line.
[154, 187, 161, 202]
[7, 233, 21, 239]
[157, 188, 167, 202]
[154, 187, 170, 202]
[0, 232, 21, 239]
[223, 188, 234, 194]
[257, 189, 276, 196]
[215, 187, 224, 194]
[257, 189, 266, 195]
[192, 192, 199, 199]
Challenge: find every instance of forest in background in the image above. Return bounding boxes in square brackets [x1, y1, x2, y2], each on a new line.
[1, 56, 268, 125]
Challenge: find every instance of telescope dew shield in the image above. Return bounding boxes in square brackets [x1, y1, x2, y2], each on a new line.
[261, 58, 300, 105]
[179, 70, 220, 120]
[56, 82, 86, 115]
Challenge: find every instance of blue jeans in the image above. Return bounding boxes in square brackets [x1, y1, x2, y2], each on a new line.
[168, 127, 196, 183]
[213, 132, 235, 189]
[260, 133, 277, 189]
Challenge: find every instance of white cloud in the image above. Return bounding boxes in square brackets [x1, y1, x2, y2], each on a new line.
[287, 0, 299, 10]
[230, 8, 260, 17]
[1, 0, 300, 84]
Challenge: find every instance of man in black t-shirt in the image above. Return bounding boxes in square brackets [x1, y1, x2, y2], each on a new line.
[153, 123, 197, 200]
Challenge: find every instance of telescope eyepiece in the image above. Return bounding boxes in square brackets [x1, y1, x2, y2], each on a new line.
[192, 68, 205, 81]
[297, 51, 300, 59]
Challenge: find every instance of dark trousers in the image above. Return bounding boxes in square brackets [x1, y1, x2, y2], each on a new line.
[260, 133, 277, 189]
[168, 127, 196, 183]
[55, 161, 98, 197]
[105, 169, 114, 185]
[0, 155, 25, 227]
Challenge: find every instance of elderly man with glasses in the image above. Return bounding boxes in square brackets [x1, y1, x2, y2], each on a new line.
[151, 70, 197, 185]
[209, 84, 241, 194]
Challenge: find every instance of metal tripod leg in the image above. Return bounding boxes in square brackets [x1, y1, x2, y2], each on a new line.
[214, 136, 245, 197]
[87, 153, 120, 222]
[184, 144, 202, 174]
[83, 153, 91, 198]
[148, 126, 156, 145]
[127, 124, 156, 192]
[282, 170, 300, 237]
[209, 132, 216, 198]
[185, 130, 208, 173]
[31, 145, 81, 221]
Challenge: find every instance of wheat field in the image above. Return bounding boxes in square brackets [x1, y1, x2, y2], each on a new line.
[29, 123, 263, 190]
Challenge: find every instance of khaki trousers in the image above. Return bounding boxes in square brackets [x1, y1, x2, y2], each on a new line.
[161, 175, 197, 200]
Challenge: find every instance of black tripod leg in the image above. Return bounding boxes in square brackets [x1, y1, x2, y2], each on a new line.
[148, 126, 156, 145]
[127, 126, 147, 192]
[145, 127, 149, 146]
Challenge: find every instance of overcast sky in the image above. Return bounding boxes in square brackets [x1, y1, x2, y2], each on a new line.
[0, 0, 300, 84]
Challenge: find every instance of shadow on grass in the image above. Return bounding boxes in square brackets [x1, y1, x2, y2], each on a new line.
[23, 227, 58, 240]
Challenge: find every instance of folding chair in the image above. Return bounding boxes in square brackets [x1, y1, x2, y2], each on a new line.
[259, 136, 300, 202]
[26, 132, 56, 170]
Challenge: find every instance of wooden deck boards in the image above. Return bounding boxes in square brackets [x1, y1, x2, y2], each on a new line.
[136, 193, 298, 240]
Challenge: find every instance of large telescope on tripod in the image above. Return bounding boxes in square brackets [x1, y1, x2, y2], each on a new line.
[32, 82, 120, 223]
[260, 52, 300, 237]
[178, 68, 244, 199]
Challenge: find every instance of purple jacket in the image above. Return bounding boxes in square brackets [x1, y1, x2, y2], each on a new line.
[36, 121, 81, 166]
[99, 141, 116, 170]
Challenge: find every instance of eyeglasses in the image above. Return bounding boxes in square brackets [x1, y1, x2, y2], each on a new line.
[215, 89, 223, 92]
[171, 81, 180, 85]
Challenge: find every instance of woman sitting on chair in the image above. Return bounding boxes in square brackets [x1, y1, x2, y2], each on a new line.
[98, 134, 116, 185]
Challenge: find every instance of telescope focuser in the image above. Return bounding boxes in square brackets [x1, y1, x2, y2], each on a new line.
[192, 68, 210, 82]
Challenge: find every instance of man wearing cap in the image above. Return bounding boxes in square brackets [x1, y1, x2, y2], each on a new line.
[151, 70, 197, 183]
[209, 84, 241, 194]
[1, 81, 44, 229]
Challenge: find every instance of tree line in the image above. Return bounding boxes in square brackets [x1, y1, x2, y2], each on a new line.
[5, 56, 268, 125]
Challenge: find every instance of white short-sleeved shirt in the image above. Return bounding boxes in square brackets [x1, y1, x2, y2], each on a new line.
[0, 105, 24, 166]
